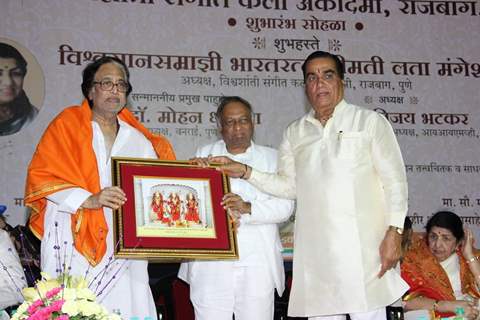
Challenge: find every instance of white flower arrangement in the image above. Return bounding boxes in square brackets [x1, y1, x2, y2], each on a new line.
[11, 272, 121, 320]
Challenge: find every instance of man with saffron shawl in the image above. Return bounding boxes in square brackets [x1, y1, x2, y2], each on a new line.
[25, 57, 175, 319]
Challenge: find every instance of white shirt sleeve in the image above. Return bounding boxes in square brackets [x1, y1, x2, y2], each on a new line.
[46, 188, 92, 214]
[249, 132, 297, 200]
[370, 114, 408, 228]
[242, 145, 295, 225]
[242, 196, 294, 225]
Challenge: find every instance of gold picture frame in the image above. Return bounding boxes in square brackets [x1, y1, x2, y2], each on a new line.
[111, 157, 238, 261]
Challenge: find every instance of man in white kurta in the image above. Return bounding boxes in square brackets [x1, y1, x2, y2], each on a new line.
[213, 52, 409, 319]
[178, 97, 294, 320]
[26, 58, 175, 320]
[41, 119, 158, 319]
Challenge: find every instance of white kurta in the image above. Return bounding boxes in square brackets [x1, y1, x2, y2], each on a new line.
[178, 141, 294, 312]
[41, 119, 157, 319]
[0, 229, 26, 309]
[249, 100, 409, 317]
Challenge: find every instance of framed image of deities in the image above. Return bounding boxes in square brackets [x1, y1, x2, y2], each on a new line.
[111, 157, 237, 261]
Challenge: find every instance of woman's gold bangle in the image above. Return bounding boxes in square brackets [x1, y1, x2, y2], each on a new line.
[466, 256, 478, 264]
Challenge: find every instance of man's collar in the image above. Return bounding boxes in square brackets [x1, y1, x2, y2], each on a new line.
[306, 99, 347, 124]
[221, 140, 256, 156]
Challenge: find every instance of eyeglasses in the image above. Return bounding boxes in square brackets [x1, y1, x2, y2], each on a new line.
[93, 79, 130, 93]
[221, 117, 252, 128]
[305, 71, 338, 84]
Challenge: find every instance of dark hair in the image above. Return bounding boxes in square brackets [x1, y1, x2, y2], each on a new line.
[81, 56, 132, 107]
[426, 211, 464, 242]
[0, 42, 27, 76]
[400, 216, 414, 256]
[215, 96, 253, 123]
[403, 216, 413, 231]
[301, 51, 345, 80]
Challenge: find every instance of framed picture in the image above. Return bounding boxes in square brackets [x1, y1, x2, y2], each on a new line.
[111, 157, 237, 261]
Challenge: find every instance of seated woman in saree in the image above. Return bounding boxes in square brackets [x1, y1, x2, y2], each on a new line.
[401, 210, 480, 319]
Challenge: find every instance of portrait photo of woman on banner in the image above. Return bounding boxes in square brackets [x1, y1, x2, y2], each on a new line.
[0, 42, 39, 136]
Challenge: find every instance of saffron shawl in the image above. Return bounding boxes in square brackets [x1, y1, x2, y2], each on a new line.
[401, 233, 480, 318]
[25, 100, 175, 266]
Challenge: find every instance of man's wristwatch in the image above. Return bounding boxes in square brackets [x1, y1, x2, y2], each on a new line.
[389, 226, 404, 235]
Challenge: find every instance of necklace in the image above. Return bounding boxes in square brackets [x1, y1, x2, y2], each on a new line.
[320, 114, 331, 122]
[315, 105, 335, 125]
[318, 112, 333, 126]
[92, 112, 117, 127]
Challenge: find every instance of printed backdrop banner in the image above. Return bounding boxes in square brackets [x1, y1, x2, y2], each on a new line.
[1, 0, 479, 256]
